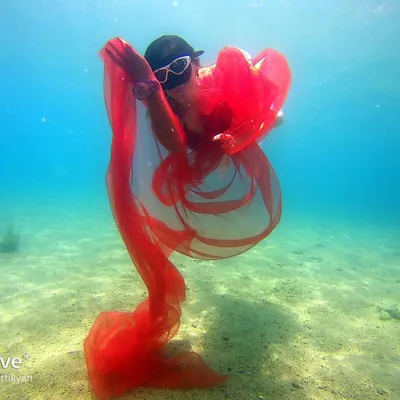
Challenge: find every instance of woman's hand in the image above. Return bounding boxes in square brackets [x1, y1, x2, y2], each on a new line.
[212, 133, 236, 152]
[103, 37, 153, 83]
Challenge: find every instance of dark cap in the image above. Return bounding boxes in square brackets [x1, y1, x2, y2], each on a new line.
[144, 35, 204, 71]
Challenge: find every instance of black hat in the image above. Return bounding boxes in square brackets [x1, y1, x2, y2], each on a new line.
[144, 35, 204, 71]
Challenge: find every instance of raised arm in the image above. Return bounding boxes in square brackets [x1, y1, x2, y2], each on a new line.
[102, 37, 187, 153]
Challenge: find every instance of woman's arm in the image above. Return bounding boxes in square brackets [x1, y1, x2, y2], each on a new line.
[103, 38, 187, 154]
[142, 82, 187, 153]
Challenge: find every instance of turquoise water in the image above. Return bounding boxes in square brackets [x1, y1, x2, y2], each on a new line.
[1, 1, 399, 399]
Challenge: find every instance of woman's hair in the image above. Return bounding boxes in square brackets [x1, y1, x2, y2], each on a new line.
[192, 57, 201, 71]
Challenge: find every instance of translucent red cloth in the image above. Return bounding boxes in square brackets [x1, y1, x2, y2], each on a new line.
[84, 37, 291, 399]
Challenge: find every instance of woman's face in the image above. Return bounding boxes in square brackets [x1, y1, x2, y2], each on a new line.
[165, 63, 200, 103]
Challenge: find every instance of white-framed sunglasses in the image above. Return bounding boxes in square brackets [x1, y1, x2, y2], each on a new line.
[153, 56, 192, 84]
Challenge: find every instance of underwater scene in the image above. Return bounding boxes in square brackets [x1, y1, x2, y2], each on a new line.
[1, 0, 399, 399]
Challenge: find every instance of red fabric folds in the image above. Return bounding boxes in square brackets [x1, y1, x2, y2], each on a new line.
[84, 37, 291, 399]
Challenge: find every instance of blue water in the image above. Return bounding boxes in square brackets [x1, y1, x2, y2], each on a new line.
[1, 0, 399, 222]
[1, 1, 399, 399]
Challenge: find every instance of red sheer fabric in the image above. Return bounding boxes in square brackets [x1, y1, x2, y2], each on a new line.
[84, 38, 291, 399]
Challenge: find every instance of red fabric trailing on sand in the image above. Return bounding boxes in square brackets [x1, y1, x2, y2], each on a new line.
[84, 38, 291, 399]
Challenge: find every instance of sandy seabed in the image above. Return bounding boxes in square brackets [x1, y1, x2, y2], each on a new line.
[0, 203, 399, 400]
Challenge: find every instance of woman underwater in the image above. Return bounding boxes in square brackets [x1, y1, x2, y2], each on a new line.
[84, 35, 291, 400]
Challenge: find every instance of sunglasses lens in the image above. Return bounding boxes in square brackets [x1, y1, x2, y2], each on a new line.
[154, 69, 168, 83]
[154, 57, 191, 89]
[170, 58, 188, 74]
[163, 69, 192, 91]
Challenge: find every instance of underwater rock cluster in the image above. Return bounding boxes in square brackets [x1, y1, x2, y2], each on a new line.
[378, 304, 400, 321]
[0, 225, 19, 253]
